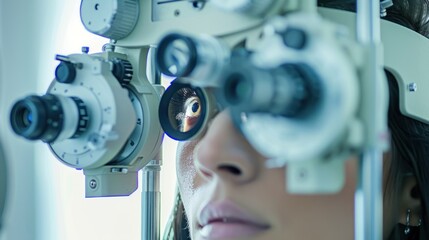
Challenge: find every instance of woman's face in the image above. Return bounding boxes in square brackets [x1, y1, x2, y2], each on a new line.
[176, 110, 393, 240]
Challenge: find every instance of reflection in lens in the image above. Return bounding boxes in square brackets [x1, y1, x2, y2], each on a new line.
[159, 81, 210, 141]
[182, 96, 201, 132]
[169, 87, 202, 133]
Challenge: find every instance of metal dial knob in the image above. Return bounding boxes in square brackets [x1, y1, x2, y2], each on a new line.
[55, 61, 76, 84]
[80, 0, 139, 40]
[111, 58, 133, 85]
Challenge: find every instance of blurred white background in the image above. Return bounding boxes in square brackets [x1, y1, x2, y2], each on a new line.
[0, 1, 178, 240]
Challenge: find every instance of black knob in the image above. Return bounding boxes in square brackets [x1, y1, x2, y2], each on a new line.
[55, 61, 76, 83]
[282, 27, 308, 50]
[111, 58, 133, 85]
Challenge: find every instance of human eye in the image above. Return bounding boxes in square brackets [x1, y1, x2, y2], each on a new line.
[159, 81, 216, 141]
[182, 96, 201, 132]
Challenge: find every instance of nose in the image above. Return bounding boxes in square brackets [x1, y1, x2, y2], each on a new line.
[193, 110, 262, 184]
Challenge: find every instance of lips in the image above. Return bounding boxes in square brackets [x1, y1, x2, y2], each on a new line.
[197, 200, 270, 239]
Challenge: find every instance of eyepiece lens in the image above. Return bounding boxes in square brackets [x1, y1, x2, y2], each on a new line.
[20, 107, 33, 128]
[157, 34, 198, 78]
[10, 94, 88, 143]
[159, 82, 207, 140]
[164, 39, 191, 76]
[224, 73, 251, 105]
[10, 97, 46, 140]
[10, 95, 62, 142]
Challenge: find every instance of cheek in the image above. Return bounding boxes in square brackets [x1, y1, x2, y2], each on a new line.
[345, 157, 358, 191]
[176, 141, 200, 211]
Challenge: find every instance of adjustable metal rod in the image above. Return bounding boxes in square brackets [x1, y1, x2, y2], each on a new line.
[355, 1, 384, 240]
[142, 47, 163, 240]
[356, 150, 384, 240]
[142, 158, 162, 240]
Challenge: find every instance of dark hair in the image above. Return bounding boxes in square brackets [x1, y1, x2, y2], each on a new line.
[165, 1, 429, 239]
[318, 1, 429, 239]
[163, 192, 190, 239]
[385, 70, 429, 240]
[319, 0, 429, 36]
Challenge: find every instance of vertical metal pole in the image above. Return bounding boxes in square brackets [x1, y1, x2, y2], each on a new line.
[142, 46, 163, 240]
[142, 158, 162, 240]
[355, 1, 384, 240]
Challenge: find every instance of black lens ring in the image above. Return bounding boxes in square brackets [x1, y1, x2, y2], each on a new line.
[223, 71, 253, 106]
[281, 62, 322, 117]
[156, 33, 198, 78]
[10, 94, 64, 142]
[159, 81, 207, 141]
[215, 59, 255, 111]
[10, 95, 47, 140]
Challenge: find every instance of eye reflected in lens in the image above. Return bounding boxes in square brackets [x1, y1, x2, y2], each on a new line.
[159, 82, 207, 141]
[169, 87, 202, 133]
[177, 96, 201, 132]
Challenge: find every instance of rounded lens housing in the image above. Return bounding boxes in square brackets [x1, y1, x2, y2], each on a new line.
[156, 33, 197, 78]
[10, 94, 88, 143]
[159, 81, 213, 141]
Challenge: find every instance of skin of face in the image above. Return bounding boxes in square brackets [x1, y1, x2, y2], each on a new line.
[177, 110, 396, 240]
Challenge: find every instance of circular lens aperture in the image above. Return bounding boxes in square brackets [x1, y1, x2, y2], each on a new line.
[223, 72, 253, 105]
[10, 95, 60, 142]
[156, 33, 197, 77]
[159, 81, 208, 140]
